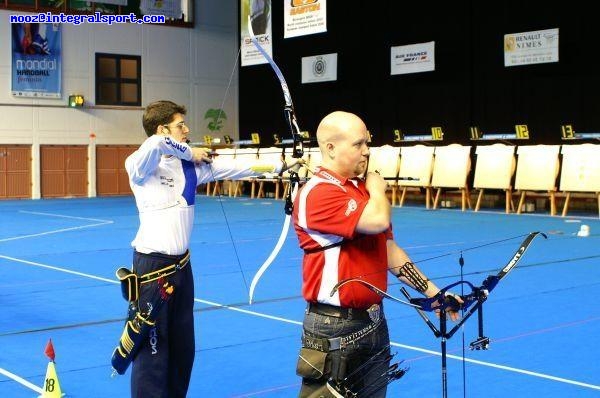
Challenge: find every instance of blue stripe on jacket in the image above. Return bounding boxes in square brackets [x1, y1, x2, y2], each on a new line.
[181, 160, 197, 205]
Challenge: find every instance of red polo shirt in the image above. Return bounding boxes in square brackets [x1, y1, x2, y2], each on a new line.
[293, 167, 392, 309]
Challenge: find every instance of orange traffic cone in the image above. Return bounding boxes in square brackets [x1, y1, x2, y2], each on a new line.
[38, 339, 65, 398]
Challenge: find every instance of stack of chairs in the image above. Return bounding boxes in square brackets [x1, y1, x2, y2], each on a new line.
[367, 145, 401, 205]
[230, 147, 260, 197]
[215, 140, 600, 218]
[396, 145, 435, 208]
[255, 146, 285, 199]
[208, 147, 236, 196]
[514, 145, 561, 215]
[559, 143, 600, 217]
[430, 144, 472, 211]
[472, 143, 516, 213]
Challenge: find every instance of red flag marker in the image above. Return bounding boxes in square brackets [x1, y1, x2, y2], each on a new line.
[44, 339, 55, 362]
[39, 339, 64, 397]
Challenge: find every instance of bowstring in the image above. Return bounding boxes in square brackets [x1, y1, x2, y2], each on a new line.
[204, 46, 250, 293]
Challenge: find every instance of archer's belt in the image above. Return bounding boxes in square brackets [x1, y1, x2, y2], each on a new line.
[302, 317, 384, 351]
[307, 302, 383, 323]
[138, 250, 190, 284]
[117, 251, 190, 303]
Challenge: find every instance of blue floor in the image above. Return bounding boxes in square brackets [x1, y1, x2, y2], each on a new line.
[0, 195, 599, 397]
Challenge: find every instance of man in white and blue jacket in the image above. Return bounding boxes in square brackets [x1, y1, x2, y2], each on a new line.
[124, 100, 295, 398]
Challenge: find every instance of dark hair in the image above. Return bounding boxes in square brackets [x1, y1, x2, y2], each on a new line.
[142, 100, 187, 137]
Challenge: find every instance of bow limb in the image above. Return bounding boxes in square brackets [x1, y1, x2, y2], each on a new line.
[411, 231, 547, 312]
[247, 16, 304, 159]
[248, 182, 299, 304]
[330, 231, 547, 312]
[329, 278, 421, 309]
[248, 214, 290, 305]
[480, 230, 546, 292]
[247, 16, 291, 106]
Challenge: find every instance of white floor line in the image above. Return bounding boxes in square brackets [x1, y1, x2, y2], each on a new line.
[0, 211, 113, 243]
[0, 254, 116, 283]
[18, 210, 114, 223]
[1, 254, 598, 393]
[0, 367, 43, 394]
[194, 298, 303, 326]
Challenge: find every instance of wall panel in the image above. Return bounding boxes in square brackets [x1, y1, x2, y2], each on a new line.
[0, 145, 31, 199]
[40, 145, 87, 198]
[96, 145, 136, 196]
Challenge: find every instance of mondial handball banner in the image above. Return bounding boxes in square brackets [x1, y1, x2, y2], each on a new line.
[11, 23, 62, 98]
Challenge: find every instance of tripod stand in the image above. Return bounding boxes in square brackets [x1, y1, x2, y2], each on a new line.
[401, 282, 490, 398]
[396, 232, 546, 397]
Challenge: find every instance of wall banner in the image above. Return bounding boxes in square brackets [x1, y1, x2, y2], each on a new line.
[301, 53, 337, 84]
[504, 28, 559, 67]
[241, 0, 272, 66]
[284, 0, 327, 38]
[390, 41, 435, 76]
[12, 23, 62, 98]
[140, 0, 182, 19]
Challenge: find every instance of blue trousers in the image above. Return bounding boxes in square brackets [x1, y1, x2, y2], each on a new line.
[299, 307, 391, 398]
[130, 251, 195, 398]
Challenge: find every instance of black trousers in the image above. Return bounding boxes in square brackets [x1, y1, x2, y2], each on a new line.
[130, 251, 195, 398]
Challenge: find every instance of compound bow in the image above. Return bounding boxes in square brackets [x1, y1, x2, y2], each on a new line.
[331, 230, 547, 398]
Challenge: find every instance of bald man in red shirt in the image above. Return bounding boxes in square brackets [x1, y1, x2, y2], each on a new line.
[293, 111, 460, 397]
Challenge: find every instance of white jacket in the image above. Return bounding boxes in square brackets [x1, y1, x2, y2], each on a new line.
[125, 135, 282, 255]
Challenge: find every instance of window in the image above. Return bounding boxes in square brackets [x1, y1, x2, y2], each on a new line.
[95, 53, 141, 106]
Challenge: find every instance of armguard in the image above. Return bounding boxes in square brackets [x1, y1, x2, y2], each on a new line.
[397, 262, 429, 293]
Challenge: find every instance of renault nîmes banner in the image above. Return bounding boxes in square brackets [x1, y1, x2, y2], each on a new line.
[504, 28, 559, 67]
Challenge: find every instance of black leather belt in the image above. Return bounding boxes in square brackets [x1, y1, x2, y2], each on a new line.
[307, 302, 380, 321]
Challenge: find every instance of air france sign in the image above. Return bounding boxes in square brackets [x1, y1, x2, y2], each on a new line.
[391, 41, 435, 75]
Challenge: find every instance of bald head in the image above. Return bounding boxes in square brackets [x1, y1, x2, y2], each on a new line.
[316, 111, 367, 147]
[315, 111, 370, 177]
